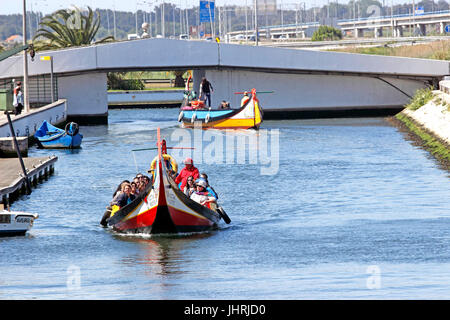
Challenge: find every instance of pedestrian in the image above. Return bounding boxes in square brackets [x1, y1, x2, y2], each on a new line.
[13, 81, 24, 115]
[199, 77, 213, 107]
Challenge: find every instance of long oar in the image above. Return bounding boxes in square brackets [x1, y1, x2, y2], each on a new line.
[131, 147, 195, 152]
[234, 91, 274, 94]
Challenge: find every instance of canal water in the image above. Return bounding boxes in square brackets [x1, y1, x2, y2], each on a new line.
[1, 108, 450, 300]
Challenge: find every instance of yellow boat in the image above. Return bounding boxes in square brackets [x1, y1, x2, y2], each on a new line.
[178, 88, 264, 130]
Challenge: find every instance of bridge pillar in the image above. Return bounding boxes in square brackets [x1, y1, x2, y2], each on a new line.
[354, 28, 364, 38]
[394, 26, 403, 37]
[440, 22, 444, 34]
[417, 24, 426, 36]
[58, 72, 108, 124]
[374, 27, 383, 38]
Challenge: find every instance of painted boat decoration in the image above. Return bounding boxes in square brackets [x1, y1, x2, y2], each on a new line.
[0, 210, 38, 237]
[102, 129, 231, 234]
[34, 120, 83, 149]
[178, 88, 263, 130]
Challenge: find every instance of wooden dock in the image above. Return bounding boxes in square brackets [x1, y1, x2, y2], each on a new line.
[0, 155, 57, 207]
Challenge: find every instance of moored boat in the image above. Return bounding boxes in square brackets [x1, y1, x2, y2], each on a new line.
[102, 129, 231, 234]
[34, 120, 83, 149]
[0, 210, 38, 237]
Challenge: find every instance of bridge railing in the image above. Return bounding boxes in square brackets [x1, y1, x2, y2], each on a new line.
[227, 21, 320, 35]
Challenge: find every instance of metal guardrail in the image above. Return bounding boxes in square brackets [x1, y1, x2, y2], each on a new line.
[338, 10, 450, 24]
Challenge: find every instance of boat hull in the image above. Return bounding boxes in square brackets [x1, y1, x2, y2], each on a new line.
[36, 134, 83, 149]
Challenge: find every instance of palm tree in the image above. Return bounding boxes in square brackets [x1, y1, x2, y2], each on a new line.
[33, 6, 114, 51]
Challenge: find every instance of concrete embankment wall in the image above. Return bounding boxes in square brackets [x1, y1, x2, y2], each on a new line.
[0, 100, 67, 139]
[393, 80, 450, 167]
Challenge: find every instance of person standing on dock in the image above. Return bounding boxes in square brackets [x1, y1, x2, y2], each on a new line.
[199, 77, 214, 107]
[13, 81, 24, 116]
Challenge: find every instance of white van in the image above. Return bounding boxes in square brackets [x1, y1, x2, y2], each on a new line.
[127, 34, 140, 40]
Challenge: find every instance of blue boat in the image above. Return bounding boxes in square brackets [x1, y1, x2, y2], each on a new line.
[34, 120, 83, 149]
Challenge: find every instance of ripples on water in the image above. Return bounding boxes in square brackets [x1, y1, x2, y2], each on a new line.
[1, 108, 450, 299]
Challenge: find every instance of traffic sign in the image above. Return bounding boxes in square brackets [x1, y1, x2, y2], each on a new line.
[199, 1, 215, 23]
[445, 25, 450, 33]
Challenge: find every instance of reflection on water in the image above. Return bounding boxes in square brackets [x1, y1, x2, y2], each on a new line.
[114, 233, 216, 277]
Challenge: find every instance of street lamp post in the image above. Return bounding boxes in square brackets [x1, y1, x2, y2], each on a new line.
[22, 0, 30, 113]
[40, 56, 54, 103]
[254, 0, 258, 45]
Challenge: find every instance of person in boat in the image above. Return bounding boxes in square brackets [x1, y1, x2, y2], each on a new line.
[175, 157, 199, 191]
[112, 180, 130, 199]
[183, 176, 196, 197]
[169, 169, 178, 181]
[111, 183, 135, 208]
[219, 100, 231, 110]
[142, 175, 151, 186]
[138, 180, 147, 194]
[190, 179, 217, 208]
[241, 91, 250, 107]
[101, 180, 131, 226]
[131, 182, 138, 197]
[199, 77, 213, 107]
[198, 173, 218, 200]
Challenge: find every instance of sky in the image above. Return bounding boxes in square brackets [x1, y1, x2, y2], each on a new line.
[0, 0, 420, 16]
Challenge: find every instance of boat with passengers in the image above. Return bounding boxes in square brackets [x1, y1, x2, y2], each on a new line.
[177, 76, 264, 130]
[100, 128, 230, 234]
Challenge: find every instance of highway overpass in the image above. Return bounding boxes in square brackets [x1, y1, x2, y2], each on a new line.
[339, 10, 450, 38]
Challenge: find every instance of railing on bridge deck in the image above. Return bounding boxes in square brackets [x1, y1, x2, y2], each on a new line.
[338, 9, 450, 24]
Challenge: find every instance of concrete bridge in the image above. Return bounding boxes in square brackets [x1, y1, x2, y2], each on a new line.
[339, 10, 450, 38]
[0, 38, 448, 123]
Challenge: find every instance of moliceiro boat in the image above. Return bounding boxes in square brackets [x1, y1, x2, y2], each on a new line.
[178, 88, 264, 130]
[102, 129, 231, 234]
[34, 120, 83, 149]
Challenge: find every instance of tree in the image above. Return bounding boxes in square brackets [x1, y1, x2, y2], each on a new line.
[107, 72, 145, 90]
[172, 71, 187, 87]
[311, 25, 343, 41]
[32, 6, 114, 51]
